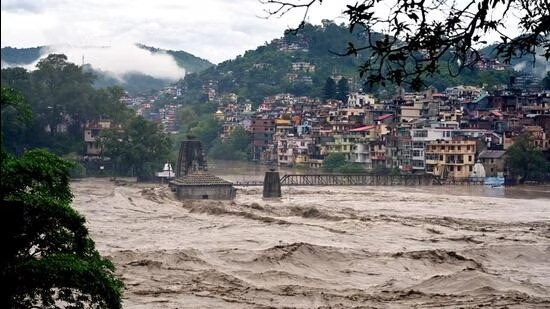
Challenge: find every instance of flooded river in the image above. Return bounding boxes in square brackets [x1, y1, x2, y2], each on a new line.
[71, 166, 550, 308]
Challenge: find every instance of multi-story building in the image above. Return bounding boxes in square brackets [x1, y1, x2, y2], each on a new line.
[524, 126, 548, 150]
[425, 139, 477, 178]
[347, 93, 376, 108]
[410, 125, 456, 172]
[251, 118, 276, 161]
[276, 136, 313, 166]
[325, 134, 360, 161]
[370, 141, 386, 169]
[478, 150, 506, 177]
[84, 120, 112, 159]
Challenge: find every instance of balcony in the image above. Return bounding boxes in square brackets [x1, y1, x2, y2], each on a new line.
[371, 155, 386, 161]
[445, 160, 465, 165]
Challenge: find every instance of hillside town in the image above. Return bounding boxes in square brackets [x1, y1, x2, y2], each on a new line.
[97, 72, 550, 184]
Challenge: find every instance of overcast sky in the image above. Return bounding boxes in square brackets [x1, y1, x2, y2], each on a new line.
[1, 0, 354, 64]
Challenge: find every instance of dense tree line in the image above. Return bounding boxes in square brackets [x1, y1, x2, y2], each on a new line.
[1, 87, 123, 308]
[1, 54, 128, 155]
[1, 54, 172, 180]
[505, 135, 550, 183]
[209, 126, 252, 161]
[323, 77, 350, 102]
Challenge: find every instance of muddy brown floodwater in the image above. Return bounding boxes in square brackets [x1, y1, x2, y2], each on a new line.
[72, 177, 550, 308]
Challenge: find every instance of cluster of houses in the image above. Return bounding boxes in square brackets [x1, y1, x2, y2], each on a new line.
[214, 85, 550, 179]
[82, 71, 549, 182]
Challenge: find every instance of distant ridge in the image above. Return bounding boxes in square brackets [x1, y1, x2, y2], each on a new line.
[1, 44, 214, 94]
[1, 44, 213, 73]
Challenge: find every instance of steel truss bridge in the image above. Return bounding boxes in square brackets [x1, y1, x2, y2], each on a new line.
[234, 174, 439, 186]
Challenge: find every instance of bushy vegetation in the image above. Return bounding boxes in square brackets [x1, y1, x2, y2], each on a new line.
[1, 87, 123, 308]
[506, 135, 550, 183]
[101, 116, 171, 181]
[1, 55, 172, 181]
[322, 153, 365, 173]
[209, 126, 252, 160]
[179, 21, 515, 107]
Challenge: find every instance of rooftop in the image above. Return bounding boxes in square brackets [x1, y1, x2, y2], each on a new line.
[479, 150, 506, 159]
[170, 172, 233, 186]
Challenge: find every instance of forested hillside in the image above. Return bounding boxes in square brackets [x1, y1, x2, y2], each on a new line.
[1, 46, 44, 65]
[180, 21, 514, 106]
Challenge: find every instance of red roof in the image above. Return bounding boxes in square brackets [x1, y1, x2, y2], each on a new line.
[349, 125, 376, 132]
[375, 114, 393, 121]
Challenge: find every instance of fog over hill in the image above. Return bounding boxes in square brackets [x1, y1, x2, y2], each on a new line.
[1, 44, 213, 93]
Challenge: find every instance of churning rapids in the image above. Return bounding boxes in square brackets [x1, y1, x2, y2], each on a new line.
[71, 178, 550, 308]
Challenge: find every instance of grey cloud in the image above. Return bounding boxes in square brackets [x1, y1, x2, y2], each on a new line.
[1, 0, 341, 63]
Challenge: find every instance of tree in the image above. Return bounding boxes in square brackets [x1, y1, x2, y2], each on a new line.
[543, 72, 550, 90]
[1, 150, 123, 308]
[1, 87, 31, 148]
[322, 153, 366, 173]
[322, 153, 347, 172]
[102, 116, 172, 181]
[176, 106, 199, 133]
[209, 126, 251, 161]
[336, 77, 350, 103]
[1, 89, 123, 308]
[32, 54, 95, 136]
[188, 115, 222, 150]
[263, 0, 549, 89]
[323, 77, 337, 101]
[1, 55, 128, 156]
[505, 135, 550, 183]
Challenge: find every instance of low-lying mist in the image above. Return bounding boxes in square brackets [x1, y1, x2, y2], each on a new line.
[3, 43, 186, 82]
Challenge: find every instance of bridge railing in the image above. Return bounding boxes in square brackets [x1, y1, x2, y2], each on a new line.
[278, 174, 437, 186]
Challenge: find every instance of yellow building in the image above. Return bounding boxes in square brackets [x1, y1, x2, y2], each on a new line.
[325, 134, 359, 160]
[425, 140, 476, 178]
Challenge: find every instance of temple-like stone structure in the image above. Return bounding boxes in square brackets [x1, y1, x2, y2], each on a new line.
[170, 136, 235, 200]
[175, 139, 208, 177]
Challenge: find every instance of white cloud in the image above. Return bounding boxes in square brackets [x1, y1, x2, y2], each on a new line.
[47, 44, 186, 81]
[1, 0, 349, 64]
[2, 43, 186, 81]
[1, 0, 525, 65]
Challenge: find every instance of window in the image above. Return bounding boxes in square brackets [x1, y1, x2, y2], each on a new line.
[413, 130, 428, 137]
[468, 155, 472, 162]
[457, 166, 461, 171]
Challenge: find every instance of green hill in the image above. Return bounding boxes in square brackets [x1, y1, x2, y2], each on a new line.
[135, 44, 212, 74]
[1, 44, 214, 94]
[1, 44, 213, 72]
[1, 46, 44, 65]
[180, 21, 519, 106]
